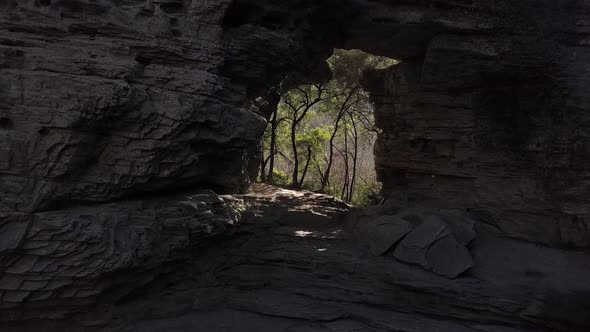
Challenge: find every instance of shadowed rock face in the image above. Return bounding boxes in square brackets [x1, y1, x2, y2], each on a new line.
[1, 0, 590, 329]
[347, 1, 590, 248]
[1, 0, 589, 245]
[78, 186, 590, 331]
[0, 189, 240, 323]
[362, 12, 590, 247]
[0, 0, 342, 324]
[0, 0, 263, 213]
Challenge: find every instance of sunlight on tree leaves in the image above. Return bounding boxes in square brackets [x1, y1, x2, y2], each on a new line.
[259, 49, 397, 205]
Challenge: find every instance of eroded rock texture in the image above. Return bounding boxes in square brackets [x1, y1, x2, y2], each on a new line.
[0, 0, 303, 213]
[0, 189, 239, 323]
[3, 0, 586, 246]
[0, 0, 335, 322]
[358, 1, 590, 248]
[1, 0, 590, 330]
[65, 186, 590, 331]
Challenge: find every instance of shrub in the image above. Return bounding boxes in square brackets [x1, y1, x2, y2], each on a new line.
[271, 169, 289, 185]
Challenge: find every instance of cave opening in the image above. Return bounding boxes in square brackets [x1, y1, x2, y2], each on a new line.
[256, 49, 398, 206]
[1, 0, 590, 330]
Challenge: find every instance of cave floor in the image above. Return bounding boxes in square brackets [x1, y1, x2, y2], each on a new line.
[109, 185, 590, 332]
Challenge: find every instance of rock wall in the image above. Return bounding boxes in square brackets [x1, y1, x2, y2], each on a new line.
[360, 0, 590, 248]
[90, 186, 590, 331]
[191, 0, 590, 248]
[0, 0, 332, 215]
[0, 189, 240, 323]
[1, 0, 590, 326]
[0, 0, 341, 322]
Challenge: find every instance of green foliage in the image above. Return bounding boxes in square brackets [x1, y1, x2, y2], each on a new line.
[296, 125, 331, 152]
[271, 169, 289, 185]
[260, 49, 398, 205]
[351, 181, 383, 207]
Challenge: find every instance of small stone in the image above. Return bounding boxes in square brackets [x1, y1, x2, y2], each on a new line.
[199, 210, 215, 218]
[192, 191, 225, 205]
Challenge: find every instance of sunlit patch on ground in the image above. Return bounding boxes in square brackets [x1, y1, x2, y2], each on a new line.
[294, 230, 315, 237]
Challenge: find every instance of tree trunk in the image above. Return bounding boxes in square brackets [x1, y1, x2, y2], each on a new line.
[261, 154, 272, 183]
[299, 145, 313, 186]
[348, 112, 359, 202]
[290, 117, 300, 188]
[321, 88, 357, 192]
[267, 108, 278, 183]
[283, 84, 325, 190]
[322, 122, 337, 192]
[260, 140, 266, 183]
[341, 117, 350, 201]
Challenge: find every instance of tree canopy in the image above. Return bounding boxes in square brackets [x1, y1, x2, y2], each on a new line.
[259, 49, 397, 205]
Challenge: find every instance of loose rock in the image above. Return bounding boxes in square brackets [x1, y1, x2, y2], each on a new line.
[364, 215, 413, 256]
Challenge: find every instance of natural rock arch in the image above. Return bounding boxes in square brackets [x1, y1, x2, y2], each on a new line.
[225, 0, 590, 248]
[1, 0, 590, 330]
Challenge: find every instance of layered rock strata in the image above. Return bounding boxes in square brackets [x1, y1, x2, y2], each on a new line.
[103, 186, 589, 332]
[359, 1, 590, 247]
[0, 189, 239, 323]
[1, 0, 590, 329]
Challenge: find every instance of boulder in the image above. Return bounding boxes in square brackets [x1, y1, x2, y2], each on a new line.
[394, 209, 476, 244]
[393, 213, 474, 278]
[393, 216, 448, 267]
[438, 212, 477, 246]
[364, 215, 413, 256]
[426, 234, 474, 278]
